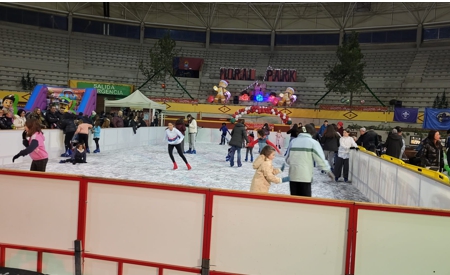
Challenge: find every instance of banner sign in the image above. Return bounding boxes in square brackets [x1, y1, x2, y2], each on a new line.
[70, 80, 133, 96]
[266, 69, 297, 82]
[393, 108, 418, 123]
[319, 105, 389, 112]
[245, 123, 274, 130]
[423, 108, 450, 130]
[149, 97, 199, 104]
[220, 68, 256, 81]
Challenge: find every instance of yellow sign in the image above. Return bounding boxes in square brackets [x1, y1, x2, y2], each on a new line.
[153, 101, 403, 122]
[0, 90, 30, 103]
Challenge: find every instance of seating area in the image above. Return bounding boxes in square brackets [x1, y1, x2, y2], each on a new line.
[1, 23, 450, 109]
[423, 48, 450, 80]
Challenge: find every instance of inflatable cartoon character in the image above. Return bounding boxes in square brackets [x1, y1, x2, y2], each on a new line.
[213, 80, 229, 104]
[277, 87, 296, 107]
[59, 97, 75, 113]
[2, 94, 18, 114]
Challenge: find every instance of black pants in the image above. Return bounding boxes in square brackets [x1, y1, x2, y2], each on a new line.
[334, 157, 349, 179]
[78, 133, 89, 149]
[289, 181, 312, 197]
[168, 144, 188, 164]
[30, 158, 48, 172]
[246, 147, 253, 160]
[94, 138, 99, 148]
[64, 131, 75, 150]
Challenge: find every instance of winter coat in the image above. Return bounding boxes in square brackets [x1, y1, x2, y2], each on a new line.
[286, 133, 330, 183]
[321, 134, 340, 152]
[45, 110, 61, 128]
[420, 140, 444, 170]
[27, 112, 48, 128]
[356, 130, 379, 152]
[287, 127, 299, 138]
[338, 136, 358, 159]
[0, 116, 11, 129]
[13, 115, 26, 130]
[229, 123, 248, 148]
[112, 116, 124, 128]
[164, 128, 184, 145]
[188, 118, 198, 133]
[60, 114, 77, 134]
[385, 133, 403, 159]
[92, 126, 101, 138]
[176, 122, 186, 135]
[250, 154, 282, 193]
[318, 124, 327, 137]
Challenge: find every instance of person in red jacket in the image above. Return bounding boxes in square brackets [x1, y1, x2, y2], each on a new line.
[247, 129, 281, 154]
[245, 132, 255, 162]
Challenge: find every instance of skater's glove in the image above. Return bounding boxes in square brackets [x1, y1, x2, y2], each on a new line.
[21, 130, 27, 140]
[280, 163, 285, 172]
[12, 153, 22, 163]
[350, 147, 359, 151]
[326, 170, 336, 181]
[281, 176, 290, 182]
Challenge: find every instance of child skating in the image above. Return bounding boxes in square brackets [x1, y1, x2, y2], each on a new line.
[250, 145, 290, 193]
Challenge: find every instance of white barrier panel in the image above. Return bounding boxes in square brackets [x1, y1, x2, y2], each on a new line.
[0, 175, 79, 250]
[210, 196, 349, 275]
[0, 127, 289, 166]
[355, 209, 450, 274]
[420, 177, 450, 209]
[4, 249, 37, 271]
[396, 168, 421, 206]
[349, 150, 450, 209]
[42, 253, 75, 275]
[84, 258, 118, 275]
[122, 264, 158, 275]
[378, 161, 397, 204]
[85, 183, 205, 267]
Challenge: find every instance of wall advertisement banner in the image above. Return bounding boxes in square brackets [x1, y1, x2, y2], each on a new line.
[69, 80, 133, 96]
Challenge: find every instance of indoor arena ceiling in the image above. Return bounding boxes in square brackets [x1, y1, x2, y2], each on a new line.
[5, 2, 450, 31]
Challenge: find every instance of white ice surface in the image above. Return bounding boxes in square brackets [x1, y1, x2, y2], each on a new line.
[0, 142, 370, 202]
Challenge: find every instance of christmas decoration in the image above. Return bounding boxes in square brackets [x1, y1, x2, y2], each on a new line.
[213, 80, 231, 104]
[277, 87, 296, 107]
[229, 105, 291, 125]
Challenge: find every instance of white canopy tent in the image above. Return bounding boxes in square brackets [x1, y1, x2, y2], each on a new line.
[104, 90, 166, 126]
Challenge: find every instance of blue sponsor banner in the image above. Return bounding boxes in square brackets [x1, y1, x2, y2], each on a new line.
[423, 108, 450, 130]
[393, 108, 418, 123]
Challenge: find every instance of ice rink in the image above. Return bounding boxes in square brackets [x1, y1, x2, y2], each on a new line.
[1, 142, 370, 202]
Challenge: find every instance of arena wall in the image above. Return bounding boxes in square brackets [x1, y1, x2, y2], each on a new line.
[2, 167, 450, 275]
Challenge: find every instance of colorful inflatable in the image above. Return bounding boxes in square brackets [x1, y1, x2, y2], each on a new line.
[25, 85, 97, 115]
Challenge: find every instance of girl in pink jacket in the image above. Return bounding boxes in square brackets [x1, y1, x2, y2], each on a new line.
[250, 146, 289, 193]
[12, 119, 49, 172]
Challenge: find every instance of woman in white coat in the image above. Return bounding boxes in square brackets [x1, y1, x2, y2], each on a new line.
[13, 109, 27, 130]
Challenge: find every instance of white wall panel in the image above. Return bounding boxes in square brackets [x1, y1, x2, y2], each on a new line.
[5, 249, 37, 271]
[0, 175, 79, 250]
[210, 196, 349, 275]
[85, 183, 205, 267]
[355, 209, 450, 275]
[396, 169, 421, 207]
[84, 258, 117, 275]
[42, 253, 75, 275]
[122, 264, 158, 275]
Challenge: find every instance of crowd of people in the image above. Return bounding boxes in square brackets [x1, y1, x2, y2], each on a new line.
[6, 105, 449, 197]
